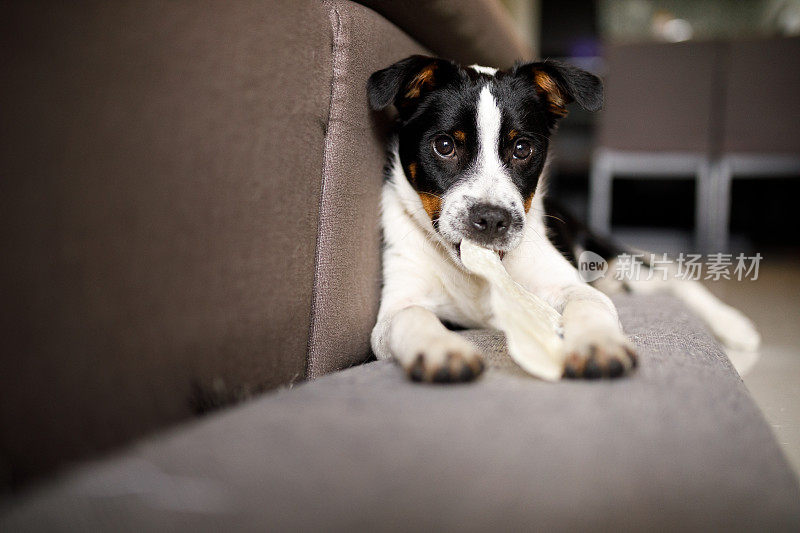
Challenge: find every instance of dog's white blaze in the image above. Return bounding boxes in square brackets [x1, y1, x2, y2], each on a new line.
[469, 64, 498, 76]
[476, 85, 503, 176]
[470, 85, 522, 212]
[437, 84, 524, 248]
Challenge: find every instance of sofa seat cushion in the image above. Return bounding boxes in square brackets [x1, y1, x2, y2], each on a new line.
[2, 294, 799, 530]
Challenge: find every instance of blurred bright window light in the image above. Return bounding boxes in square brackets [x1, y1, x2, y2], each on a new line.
[598, 0, 800, 43]
[653, 12, 694, 42]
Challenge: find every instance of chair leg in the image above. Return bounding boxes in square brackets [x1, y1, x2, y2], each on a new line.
[589, 151, 613, 235]
[695, 159, 714, 252]
[709, 159, 732, 252]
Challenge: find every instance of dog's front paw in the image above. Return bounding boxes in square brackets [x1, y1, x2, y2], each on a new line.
[563, 331, 638, 379]
[405, 337, 484, 383]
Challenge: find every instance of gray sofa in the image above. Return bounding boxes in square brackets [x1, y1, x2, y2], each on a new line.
[0, 0, 529, 485]
[1, 1, 799, 530]
[2, 295, 799, 530]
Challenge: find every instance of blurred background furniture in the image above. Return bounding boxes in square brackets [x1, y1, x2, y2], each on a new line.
[590, 41, 720, 251]
[591, 37, 800, 252]
[710, 37, 800, 251]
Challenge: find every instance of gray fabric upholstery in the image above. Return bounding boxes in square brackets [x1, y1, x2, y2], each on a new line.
[306, 1, 427, 379]
[355, 0, 534, 67]
[3, 295, 798, 531]
[2, 0, 534, 484]
[0, 0, 335, 485]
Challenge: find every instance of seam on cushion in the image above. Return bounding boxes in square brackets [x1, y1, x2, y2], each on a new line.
[306, 0, 344, 380]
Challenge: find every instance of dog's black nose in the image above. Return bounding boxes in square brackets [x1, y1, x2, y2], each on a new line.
[467, 203, 512, 242]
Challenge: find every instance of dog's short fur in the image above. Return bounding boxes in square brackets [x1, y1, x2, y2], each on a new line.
[367, 56, 760, 382]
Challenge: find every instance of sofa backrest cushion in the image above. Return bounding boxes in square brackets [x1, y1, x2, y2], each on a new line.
[304, 1, 428, 378]
[354, 0, 533, 68]
[0, 0, 336, 486]
[0, 0, 529, 486]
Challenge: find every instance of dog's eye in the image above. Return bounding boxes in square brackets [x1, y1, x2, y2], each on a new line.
[513, 139, 533, 160]
[432, 134, 455, 158]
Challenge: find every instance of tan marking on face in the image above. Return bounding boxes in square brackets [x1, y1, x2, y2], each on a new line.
[523, 193, 533, 212]
[534, 71, 568, 117]
[508, 129, 519, 140]
[453, 130, 465, 142]
[418, 192, 441, 221]
[407, 162, 417, 185]
[405, 64, 438, 99]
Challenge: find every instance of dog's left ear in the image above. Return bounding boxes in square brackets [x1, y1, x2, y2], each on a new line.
[512, 60, 603, 118]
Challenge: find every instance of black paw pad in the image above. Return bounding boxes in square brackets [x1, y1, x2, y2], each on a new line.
[562, 346, 638, 380]
[583, 356, 602, 379]
[408, 353, 426, 382]
[406, 352, 484, 384]
[607, 358, 624, 377]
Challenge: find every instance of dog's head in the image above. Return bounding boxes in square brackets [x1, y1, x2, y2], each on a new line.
[368, 56, 602, 260]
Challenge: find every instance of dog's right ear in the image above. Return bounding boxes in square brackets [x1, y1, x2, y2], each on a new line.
[367, 55, 458, 117]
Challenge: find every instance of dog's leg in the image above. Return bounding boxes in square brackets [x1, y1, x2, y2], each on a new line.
[544, 284, 638, 378]
[543, 197, 759, 353]
[506, 215, 637, 379]
[619, 272, 760, 352]
[669, 279, 760, 351]
[371, 306, 484, 383]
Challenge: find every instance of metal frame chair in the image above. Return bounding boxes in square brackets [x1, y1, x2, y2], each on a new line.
[590, 149, 714, 250]
[708, 155, 800, 251]
[591, 37, 800, 253]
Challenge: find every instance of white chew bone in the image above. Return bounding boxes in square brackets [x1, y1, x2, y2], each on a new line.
[460, 240, 565, 381]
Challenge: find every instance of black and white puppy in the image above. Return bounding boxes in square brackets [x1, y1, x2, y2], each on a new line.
[367, 56, 760, 382]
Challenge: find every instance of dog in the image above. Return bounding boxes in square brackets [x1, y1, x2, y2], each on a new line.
[367, 55, 760, 382]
